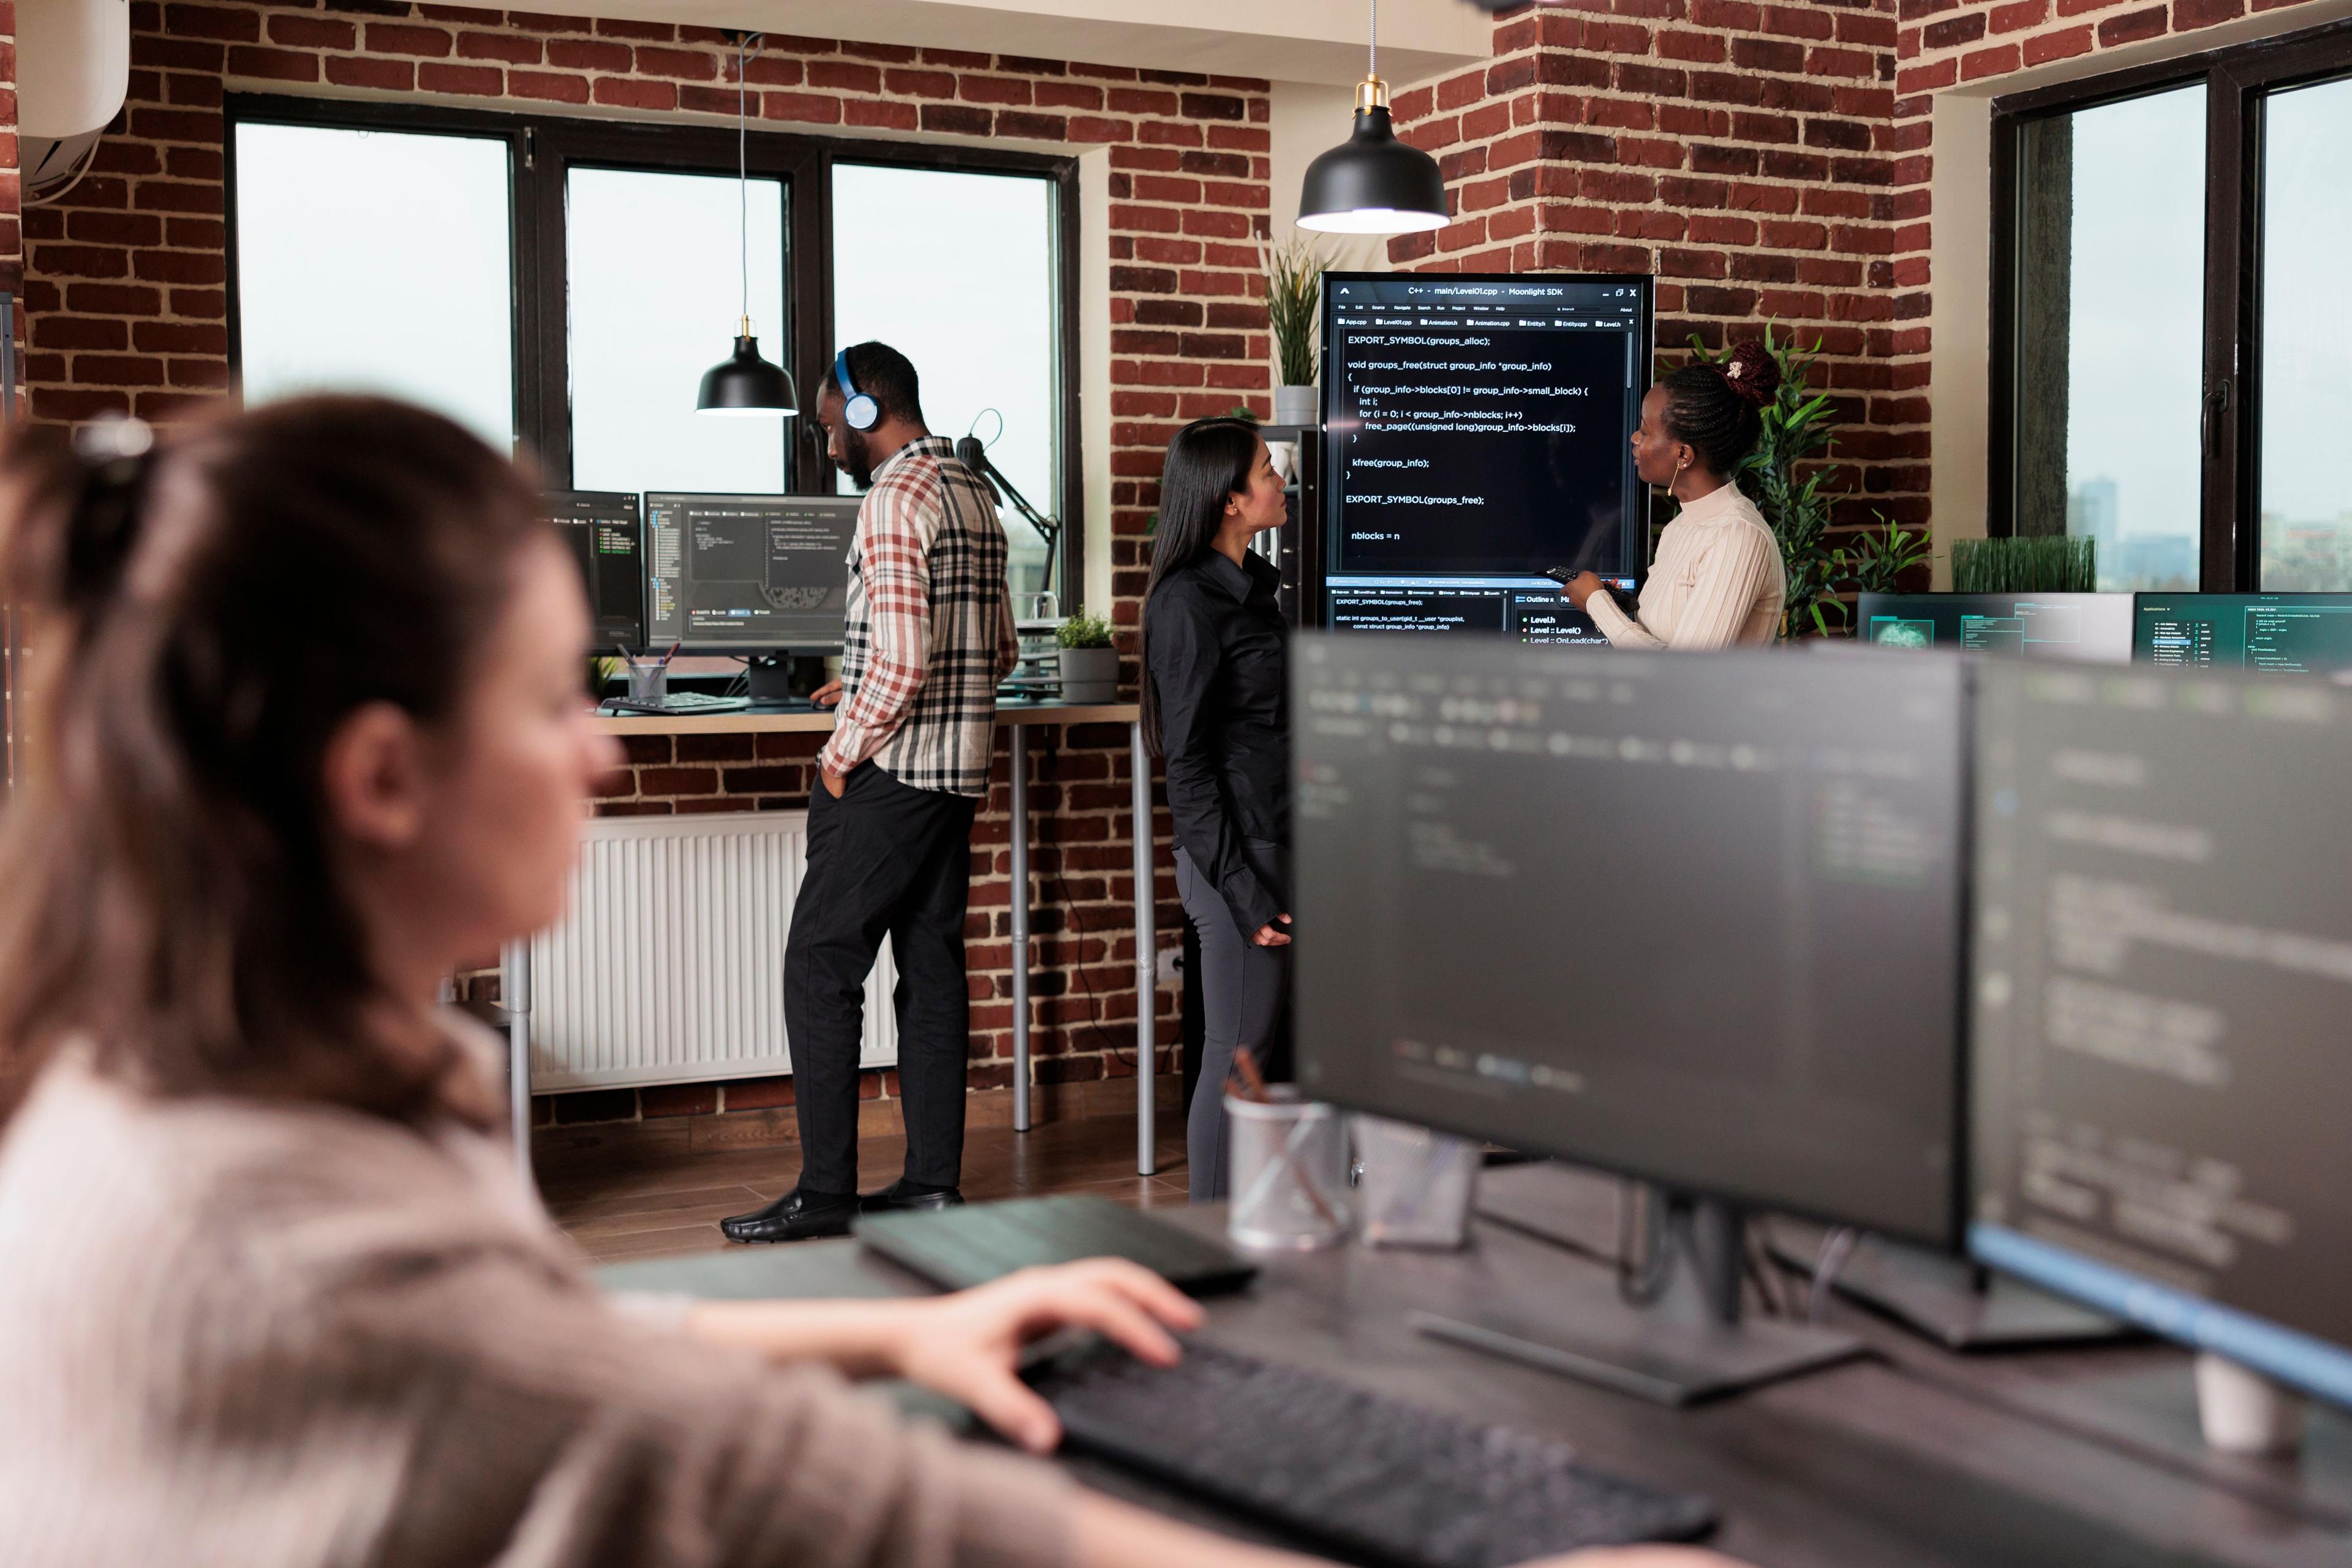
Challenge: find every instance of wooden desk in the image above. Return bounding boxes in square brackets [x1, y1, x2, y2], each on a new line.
[533, 701, 1160, 1174]
[599, 1163, 2352, 1567]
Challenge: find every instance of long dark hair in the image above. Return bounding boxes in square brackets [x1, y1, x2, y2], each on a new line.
[0, 396, 543, 1126]
[1139, 417, 1261, 759]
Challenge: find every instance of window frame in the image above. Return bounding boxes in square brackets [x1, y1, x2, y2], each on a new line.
[1988, 16, 2352, 590]
[222, 92, 1087, 603]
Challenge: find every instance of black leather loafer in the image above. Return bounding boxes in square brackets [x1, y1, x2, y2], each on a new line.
[859, 1178, 966, 1215]
[718, 1188, 859, 1243]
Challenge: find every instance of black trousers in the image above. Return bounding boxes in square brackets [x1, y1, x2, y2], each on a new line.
[785, 761, 979, 1194]
[1174, 842, 1292, 1201]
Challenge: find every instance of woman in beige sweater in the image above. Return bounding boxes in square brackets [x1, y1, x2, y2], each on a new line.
[1560, 344, 1787, 649]
[0, 398, 1738, 1568]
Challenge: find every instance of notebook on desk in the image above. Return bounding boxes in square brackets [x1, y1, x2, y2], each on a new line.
[854, 1196, 1259, 1295]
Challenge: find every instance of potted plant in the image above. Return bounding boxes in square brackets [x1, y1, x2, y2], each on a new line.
[1056, 611, 1118, 703]
[1687, 330, 1934, 636]
[1262, 238, 1322, 428]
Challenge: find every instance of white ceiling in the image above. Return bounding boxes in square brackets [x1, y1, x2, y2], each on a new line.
[518, 0, 1494, 87]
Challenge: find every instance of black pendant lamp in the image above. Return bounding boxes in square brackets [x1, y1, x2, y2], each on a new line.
[1297, 0, 1449, 235]
[698, 34, 797, 416]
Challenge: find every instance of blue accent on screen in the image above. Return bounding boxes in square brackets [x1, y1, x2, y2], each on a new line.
[1971, 1224, 2352, 1409]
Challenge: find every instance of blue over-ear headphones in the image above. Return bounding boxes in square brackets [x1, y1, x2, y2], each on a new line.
[834, 348, 879, 432]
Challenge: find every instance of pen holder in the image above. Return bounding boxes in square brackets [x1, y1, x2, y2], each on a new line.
[1226, 1090, 1349, 1251]
[624, 656, 668, 705]
[1351, 1115, 1480, 1250]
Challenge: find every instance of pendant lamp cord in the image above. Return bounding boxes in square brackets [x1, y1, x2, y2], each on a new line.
[737, 34, 749, 331]
[1369, 0, 1378, 81]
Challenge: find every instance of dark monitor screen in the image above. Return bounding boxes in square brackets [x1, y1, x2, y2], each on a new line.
[2132, 592, 2352, 677]
[1858, 593, 2133, 665]
[644, 493, 859, 654]
[1316, 271, 1649, 635]
[545, 491, 644, 650]
[1294, 636, 1970, 1248]
[1970, 665, 2352, 1406]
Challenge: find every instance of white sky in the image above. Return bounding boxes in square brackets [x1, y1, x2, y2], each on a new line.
[2065, 85, 2204, 544]
[567, 166, 790, 495]
[233, 123, 516, 448]
[2258, 77, 2352, 529]
[830, 163, 1060, 586]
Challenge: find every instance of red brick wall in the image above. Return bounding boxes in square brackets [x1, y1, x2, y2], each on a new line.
[1387, 1, 1921, 534]
[1885, 0, 2334, 455]
[1893, 0, 2321, 86]
[18, 0, 1262, 1131]
[2, 0, 18, 395]
[1382, 0, 2335, 548]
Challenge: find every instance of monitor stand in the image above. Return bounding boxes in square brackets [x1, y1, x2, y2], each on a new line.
[745, 652, 830, 709]
[1763, 1221, 2133, 1352]
[1414, 1191, 1867, 1407]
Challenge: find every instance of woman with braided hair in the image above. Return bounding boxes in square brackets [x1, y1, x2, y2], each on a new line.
[1559, 341, 1787, 648]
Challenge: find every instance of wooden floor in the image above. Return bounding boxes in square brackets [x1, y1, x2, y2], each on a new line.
[541, 1115, 1193, 1264]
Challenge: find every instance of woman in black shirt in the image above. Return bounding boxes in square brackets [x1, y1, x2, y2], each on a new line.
[1142, 418, 1293, 1200]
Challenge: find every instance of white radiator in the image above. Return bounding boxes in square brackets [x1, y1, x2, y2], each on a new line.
[522, 811, 896, 1091]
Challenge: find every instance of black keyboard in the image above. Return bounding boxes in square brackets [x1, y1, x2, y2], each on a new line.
[601, 692, 751, 715]
[854, 1196, 1258, 1295]
[1027, 1339, 1717, 1568]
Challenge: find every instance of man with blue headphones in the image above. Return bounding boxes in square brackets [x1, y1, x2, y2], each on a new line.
[722, 342, 1019, 1245]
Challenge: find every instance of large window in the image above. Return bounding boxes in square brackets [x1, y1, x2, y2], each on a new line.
[832, 163, 1062, 596]
[567, 167, 788, 496]
[1993, 18, 2352, 590]
[230, 122, 516, 447]
[224, 96, 1082, 595]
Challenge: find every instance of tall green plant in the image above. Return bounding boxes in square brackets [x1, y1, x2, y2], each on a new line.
[1950, 536, 2097, 594]
[1260, 238, 1322, 386]
[1684, 330, 1931, 636]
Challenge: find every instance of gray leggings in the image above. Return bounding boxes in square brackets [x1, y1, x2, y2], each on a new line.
[1174, 843, 1291, 1200]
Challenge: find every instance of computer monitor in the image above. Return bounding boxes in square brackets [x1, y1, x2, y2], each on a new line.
[643, 493, 859, 654]
[1296, 635, 1967, 1243]
[1316, 272, 1651, 643]
[1858, 592, 2133, 665]
[1969, 664, 2352, 1408]
[1294, 636, 1970, 1398]
[2132, 591, 2352, 677]
[545, 490, 645, 650]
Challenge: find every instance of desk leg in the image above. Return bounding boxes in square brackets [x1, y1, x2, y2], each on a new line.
[503, 938, 533, 1185]
[1131, 719, 1156, 1176]
[1009, 726, 1031, 1134]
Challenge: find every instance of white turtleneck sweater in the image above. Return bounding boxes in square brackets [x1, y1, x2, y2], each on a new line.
[1587, 481, 1786, 649]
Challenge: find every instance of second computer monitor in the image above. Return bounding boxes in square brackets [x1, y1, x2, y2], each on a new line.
[2132, 591, 2352, 677]
[1971, 663, 2352, 1404]
[545, 490, 646, 650]
[643, 493, 859, 653]
[1294, 636, 1970, 1248]
[1858, 592, 2133, 665]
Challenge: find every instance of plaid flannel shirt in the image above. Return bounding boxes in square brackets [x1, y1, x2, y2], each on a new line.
[821, 436, 1017, 796]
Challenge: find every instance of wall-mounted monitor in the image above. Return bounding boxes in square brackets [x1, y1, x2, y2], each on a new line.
[1316, 272, 1652, 643]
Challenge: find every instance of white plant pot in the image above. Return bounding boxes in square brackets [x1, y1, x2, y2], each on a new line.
[1273, 383, 1318, 428]
[1058, 646, 1118, 704]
